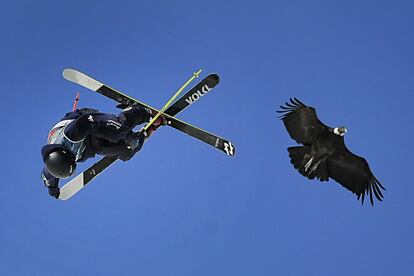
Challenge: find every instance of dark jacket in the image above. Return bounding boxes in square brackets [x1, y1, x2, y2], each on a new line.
[41, 108, 99, 187]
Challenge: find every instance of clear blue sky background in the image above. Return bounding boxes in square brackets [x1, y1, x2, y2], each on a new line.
[1, 0, 413, 275]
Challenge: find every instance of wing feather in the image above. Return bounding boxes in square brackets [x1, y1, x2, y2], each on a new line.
[277, 98, 328, 144]
[371, 177, 384, 201]
[292, 97, 306, 105]
[326, 142, 385, 206]
[368, 184, 373, 206]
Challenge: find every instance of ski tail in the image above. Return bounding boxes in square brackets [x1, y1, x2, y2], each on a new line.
[171, 119, 235, 156]
[59, 156, 117, 200]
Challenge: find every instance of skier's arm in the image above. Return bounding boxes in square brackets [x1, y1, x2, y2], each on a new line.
[41, 167, 60, 198]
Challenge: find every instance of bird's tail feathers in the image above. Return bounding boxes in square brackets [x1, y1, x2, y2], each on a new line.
[288, 146, 312, 177]
[315, 160, 329, 181]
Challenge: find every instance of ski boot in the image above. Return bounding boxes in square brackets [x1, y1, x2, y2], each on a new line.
[121, 115, 168, 161]
[120, 131, 146, 161]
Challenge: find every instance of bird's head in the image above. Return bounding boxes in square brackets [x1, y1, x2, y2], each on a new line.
[333, 127, 347, 136]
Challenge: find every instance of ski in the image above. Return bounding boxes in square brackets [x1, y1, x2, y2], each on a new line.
[115, 73, 219, 117]
[164, 73, 219, 116]
[59, 156, 117, 200]
[63, 69, 235, 156]
[58, 74, 215, 200]
[59, 69, 234, 200]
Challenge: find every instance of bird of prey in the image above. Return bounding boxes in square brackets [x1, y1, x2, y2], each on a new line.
[277, 98, 385, 206]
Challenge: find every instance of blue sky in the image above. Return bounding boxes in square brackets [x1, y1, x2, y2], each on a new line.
[1, 0, 413, 275]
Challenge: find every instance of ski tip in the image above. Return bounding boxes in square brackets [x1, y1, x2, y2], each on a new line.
[209, 73, 220, 80]
[206, 73, 220, 86]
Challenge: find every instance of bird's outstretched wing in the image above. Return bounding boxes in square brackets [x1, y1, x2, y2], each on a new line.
[326, 142, 385, 206]
[277, 98, 328, 145]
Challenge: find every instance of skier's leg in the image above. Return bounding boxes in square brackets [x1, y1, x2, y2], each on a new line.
[65, 106, 151, 152]
[65, 106, 151, 143]
[91, 137, 127, 158]
[94, 105, 152, 142]
[91, 135, 145, 161]
[64, 113, 130, 143]
[89, 113, 133, 143]
[117, 105, 152, 128]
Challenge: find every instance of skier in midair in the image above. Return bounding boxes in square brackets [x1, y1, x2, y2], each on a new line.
[40, 105, 166, 199]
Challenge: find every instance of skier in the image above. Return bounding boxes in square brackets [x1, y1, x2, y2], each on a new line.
[40, 105, 167, 199]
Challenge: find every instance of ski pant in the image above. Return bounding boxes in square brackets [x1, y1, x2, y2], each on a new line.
[64, 106, 150, 158]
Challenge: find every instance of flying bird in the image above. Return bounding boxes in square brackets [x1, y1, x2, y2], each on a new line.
[277, 98, 385, 206]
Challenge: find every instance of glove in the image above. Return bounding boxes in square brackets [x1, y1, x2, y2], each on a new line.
[48, 186, 60, 199]
[153, 115, 168, 127]
[146, 115, 168, 137]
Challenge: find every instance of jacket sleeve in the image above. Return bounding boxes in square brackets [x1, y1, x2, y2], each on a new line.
[41, 167, 59, 188]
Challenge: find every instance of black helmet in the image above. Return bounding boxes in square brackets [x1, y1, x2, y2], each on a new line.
[43, 147, 76, 178]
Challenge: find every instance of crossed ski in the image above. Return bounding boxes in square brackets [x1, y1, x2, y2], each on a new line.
[58, 69, 235, 200]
